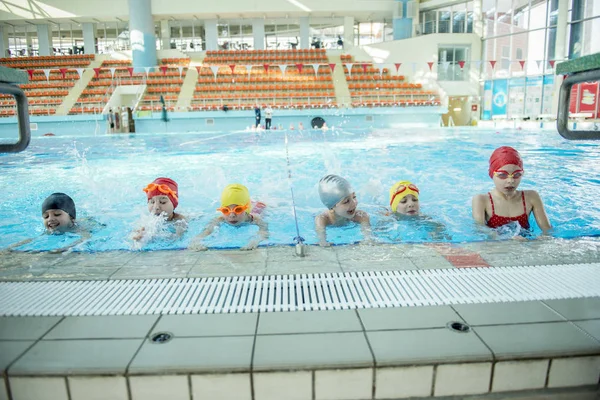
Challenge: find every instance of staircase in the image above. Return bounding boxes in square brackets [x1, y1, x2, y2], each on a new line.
[55, 55, 110, 116]
[327, 54, 351, 108]
[176, 67, 198, 111]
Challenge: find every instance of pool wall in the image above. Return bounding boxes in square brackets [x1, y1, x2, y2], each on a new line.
[0, 107, 444, 139]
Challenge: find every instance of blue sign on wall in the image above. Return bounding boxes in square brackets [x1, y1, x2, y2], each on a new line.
[482, 80, 492, 120]
[491, 79, 508, 116]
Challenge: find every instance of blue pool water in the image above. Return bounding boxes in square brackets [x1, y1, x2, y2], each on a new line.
[1, 127, 599, 252]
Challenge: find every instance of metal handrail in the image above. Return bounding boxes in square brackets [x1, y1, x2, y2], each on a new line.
[0, 82, 31, 153]
[557, 69, 600, 140]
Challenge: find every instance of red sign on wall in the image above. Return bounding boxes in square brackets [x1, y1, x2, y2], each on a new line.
[471, 104, 478, 112]
[578, 82, 599, 118]
[569, 84, 579, 114]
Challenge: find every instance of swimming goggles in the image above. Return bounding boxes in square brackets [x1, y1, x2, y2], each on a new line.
[217, 203, 249, 215]
[493, 169, 524, 180]
[143, 183, 178, 201]
[389, 183, 419, 207]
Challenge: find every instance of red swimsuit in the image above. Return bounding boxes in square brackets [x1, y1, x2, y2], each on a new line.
[486, 192, 530, 229]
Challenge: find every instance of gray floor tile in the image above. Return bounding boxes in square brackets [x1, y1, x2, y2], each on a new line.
[257, 310, 362, 334]
[41, 266, 120, 280]
[0, 266, 50, 279]
[196, 249, 268, 265]
[253, 332, 373, 370]
[340, 259, 417, 272]
[126, 252, 201, 266]
[188, 262, 266, 277]
[110, 264, 192, 279]
[367, 328, 492, 365]
[336, 245, 407, 262]
[0, 341, 33, 372]
[55, 252, 137, 267]
[410, 255, 454, 269]
[0, 253, 65, 269]
[267, 246, 338, 262]
[358, 306, 462, 331]
[474, 322, 600, 359]
[44, 316, 159, 339]
[266, 260, 342, 275]
[129, 336, 253, 373]
[573, 320, 600, 342]
[544, 298, 600, 320]
[0, 316, 62, 340]
[453, 301, 564, 326]
[9, 339, 142, 375]
[152, 313, 258, 337]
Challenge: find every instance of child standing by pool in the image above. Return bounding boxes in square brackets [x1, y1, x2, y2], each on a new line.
[315, 175, 371, 247]
[132, 177, 187, 242]
[472, 146, 551, 234]
[189, 183, 268, 251]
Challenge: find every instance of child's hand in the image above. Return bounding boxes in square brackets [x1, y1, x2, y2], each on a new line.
[241, 239, 260, 251]
[132, 227, 145, 241]
[189, 241, 208, 251]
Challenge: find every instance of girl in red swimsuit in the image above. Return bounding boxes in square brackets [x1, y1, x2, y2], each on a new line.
[472, 146, 551, 235]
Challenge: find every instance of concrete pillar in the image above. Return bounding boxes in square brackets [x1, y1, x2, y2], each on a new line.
[204, 19, 217, 51]
[252, 18, 265, 50]
[299, 17, 309, 49]
[393, 0, 413, 39]
[25, 32, 33, 56]
[127, 0, 157, 69]
[37, 24, 54, 56]
[82, 23, 96, 54]
[0, 26, 9, 58]
[554, 0, 568, 62]
[473, 0, 483, 37]
[343, 16, 354, 47]
[550, 0, 569, 115]
[412, 1, 420, 37]
[160, 20, 170, 50]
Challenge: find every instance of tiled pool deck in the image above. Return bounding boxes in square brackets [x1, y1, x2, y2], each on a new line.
[1, 237, 599, 400]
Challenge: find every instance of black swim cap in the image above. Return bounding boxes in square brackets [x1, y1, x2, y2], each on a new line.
[41, 193, 76, 219]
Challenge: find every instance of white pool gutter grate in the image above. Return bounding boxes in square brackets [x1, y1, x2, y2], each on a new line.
[0, 264, 599, 316]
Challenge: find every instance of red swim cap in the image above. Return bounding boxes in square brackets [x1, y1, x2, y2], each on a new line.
[488, 146, 523, 178]
[144, 177, 179, 209]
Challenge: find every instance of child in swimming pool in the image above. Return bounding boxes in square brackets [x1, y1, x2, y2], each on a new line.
[132, 177, 187, 242]
[315, 175, 371, 247]
[189, 183, 268, 251]
[388, 180, 450, 240]
[3, 193, 90, 253]
[472, 146, 551, 235]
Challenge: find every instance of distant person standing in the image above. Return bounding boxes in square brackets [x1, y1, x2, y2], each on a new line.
[107, 108, 115, 133]
[127, 107, 135, 133]
[265, 105, 273, 130]
[254, 105, 261, 128]
[114, 108, 121, 132]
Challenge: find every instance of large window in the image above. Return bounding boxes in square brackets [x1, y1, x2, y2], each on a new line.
[438, 45, 471, 81]
[568, 0, 600, 59]
[419, 2, 475, 35]
[266, 21, 300, 50]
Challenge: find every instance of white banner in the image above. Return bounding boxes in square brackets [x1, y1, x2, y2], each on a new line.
[109, 67, 117, 78]
[345, 63, 353, 77]
[177, 66, 184, 77]
[75, 68, 84, 79]
[42, 69, 51, 80]
[210, 65, 220, 79]
[375, 63, 385, 76]
[311, 63, 320, 76]
[144, 66, 151, 77]
[278, 64, 287, 77]
[244, 65, 253, 78]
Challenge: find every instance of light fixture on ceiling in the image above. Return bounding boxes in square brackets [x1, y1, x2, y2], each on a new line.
[286, 0, 311, 12]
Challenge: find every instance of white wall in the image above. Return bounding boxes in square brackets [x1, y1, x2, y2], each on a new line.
[358, 34, 482, 99]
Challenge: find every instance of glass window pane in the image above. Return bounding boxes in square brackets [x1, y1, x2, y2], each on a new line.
[439, 11, 451, 33]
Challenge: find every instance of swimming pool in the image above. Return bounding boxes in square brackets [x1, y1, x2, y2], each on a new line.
[1, 127, 599, 252]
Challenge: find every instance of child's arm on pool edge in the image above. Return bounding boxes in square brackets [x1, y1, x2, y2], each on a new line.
[189, 217, 222, 251]
[355, 210, 372, 243]
[315, 212, 331, 247]
[242, 215, 269, 250]
[527, 190, 551, 234]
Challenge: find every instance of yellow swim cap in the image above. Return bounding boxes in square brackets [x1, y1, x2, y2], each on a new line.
[389, 180, 419, 212]
[221, 183, 252, 213]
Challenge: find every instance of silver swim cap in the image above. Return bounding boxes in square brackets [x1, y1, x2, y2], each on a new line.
[318, 175, 353, 209]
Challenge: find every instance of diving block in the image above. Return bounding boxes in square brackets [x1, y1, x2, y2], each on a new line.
[556, 52, 600, 140]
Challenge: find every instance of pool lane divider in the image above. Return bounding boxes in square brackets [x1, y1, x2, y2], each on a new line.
[428, 244, 491, 268]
